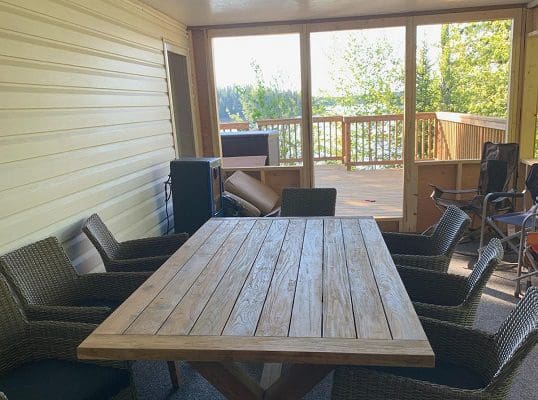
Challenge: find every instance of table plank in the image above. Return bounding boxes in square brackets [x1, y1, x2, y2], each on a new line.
[323, 218, 356, 338]
[256, 219, 306, 337]
[191, 219, 272, 335]
[289, 219, 323, 338]
[158, 220, 256, 335]
[123, 219, 240, 335]
[359, 218, 427, 340]
[223, 219, 289, 336]
[79, 334, 434, 367]
[94, 219, 224, 335]
[341, 219, 391, 339]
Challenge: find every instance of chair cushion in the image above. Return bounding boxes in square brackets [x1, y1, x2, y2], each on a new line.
[374, 360, 486, 390]
[0, 360, 130, 400]
[224, 171, 279, 215]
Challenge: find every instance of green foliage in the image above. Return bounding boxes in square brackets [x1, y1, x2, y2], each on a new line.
[217, 86, 245, 122]
[331, 33, 404, 115]
[236, 61, 301, 122]
[416, 41, 441, 112]
[438, 20, 511, 117]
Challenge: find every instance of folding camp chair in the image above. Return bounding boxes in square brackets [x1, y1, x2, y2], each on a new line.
[515, 219, 538, 296]
[430, 142, 520, 241]
[481, 163, 538, 296]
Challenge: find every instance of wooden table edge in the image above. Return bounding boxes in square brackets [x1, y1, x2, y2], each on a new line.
[78, 335, 434, 368]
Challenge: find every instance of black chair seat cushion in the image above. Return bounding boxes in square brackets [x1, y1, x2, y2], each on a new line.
[77, 299, 121, 310]
[373, 360, 486, 390]
[0, 360, 130, 400]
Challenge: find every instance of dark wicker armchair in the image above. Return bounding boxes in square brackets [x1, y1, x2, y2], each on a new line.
[0, 274, 135, 399]
[82, 213, 189, 272]
[383, 205, 471, 272]
[0, 236, 181, 388]
[398, 238, 503, 327]
[0, 237, 149, 325]
[280, 188, 337, 217]
[332, 286, 538, 400]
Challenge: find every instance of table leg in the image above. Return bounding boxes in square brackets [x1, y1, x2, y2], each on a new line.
[264, 364, 334, 400]
[167, 361, 181, 388]
[260, 363, 282, 390]
[190, 361, 264, 400]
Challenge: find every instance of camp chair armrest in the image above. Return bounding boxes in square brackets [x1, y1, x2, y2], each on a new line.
[429, 184, 478, 196]
[483, 191, 524, 202]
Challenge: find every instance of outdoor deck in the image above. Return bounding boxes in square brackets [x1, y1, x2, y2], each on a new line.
[314, 165, 403, 217]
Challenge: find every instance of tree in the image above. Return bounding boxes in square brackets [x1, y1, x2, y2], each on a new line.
[416, 41, 441, 112]
[217, 86, 245, 122]
[438, 20, 511, 117]
[236, 61, 301, 122]
[329, 32, 404, 115]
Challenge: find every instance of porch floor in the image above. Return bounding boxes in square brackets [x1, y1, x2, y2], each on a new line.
[313, 164, 403, 217]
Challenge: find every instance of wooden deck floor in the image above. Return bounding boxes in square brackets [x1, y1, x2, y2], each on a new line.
[314, 165, 403, 217]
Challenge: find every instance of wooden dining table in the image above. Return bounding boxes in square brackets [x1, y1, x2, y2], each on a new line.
[78, 216, 434, 400]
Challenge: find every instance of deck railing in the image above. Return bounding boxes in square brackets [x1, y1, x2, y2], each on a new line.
[219, 112, 506, 167]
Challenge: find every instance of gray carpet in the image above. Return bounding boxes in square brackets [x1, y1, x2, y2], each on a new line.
[131, 253, 537, 400]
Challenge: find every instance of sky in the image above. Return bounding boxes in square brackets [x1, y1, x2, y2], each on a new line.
[212, 25, 442, 96]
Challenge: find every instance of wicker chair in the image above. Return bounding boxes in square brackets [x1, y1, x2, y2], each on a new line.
[280, 188, 337, 217]
[0, 236, 181, 388]
[0, 237, 149, 325]
[383, 205, 471, 272]
[332, 286, 538, 400]
[398, 238, 503, 327]
[82, 213, 189, 272]
[0, 273, 135, 399]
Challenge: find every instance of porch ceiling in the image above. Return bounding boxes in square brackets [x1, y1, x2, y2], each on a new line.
[140, 0, 524, 27]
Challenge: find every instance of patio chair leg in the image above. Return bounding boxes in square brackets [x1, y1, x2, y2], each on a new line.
[167, 361, 181, 388]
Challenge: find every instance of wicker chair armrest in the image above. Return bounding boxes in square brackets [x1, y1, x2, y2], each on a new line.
[382, 232, 432, 254]
[420, 317, 497, 377]
[333, 365, 485, 400]
[26, 304, 110, 325]
[28, 320, 129, 370]
[77, 272, 148, 301]
[120, 233, 189, 258]
[397, 265, 466, 303]
[29, 320, 96, 361]
[106, 257, 166, 272]
[393, 253, 450, 272]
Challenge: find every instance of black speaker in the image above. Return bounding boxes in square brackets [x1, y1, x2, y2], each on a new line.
[170, 157, 223, 235]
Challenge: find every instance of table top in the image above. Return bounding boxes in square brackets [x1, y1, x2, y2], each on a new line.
[78, 217, 434, 367]
[222, 156, 267, 168]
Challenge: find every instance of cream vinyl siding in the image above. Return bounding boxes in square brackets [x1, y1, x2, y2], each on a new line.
[0, 0, 189, 273]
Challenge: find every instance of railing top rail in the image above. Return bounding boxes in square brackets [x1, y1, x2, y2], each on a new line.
[257, 117, 302, 125]
[435, 112, 507, 130]
[343, 114, 404, 123]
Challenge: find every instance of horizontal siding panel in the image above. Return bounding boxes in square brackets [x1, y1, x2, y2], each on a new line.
[0, 120, 172, 163]
[111, 197, 168, 242]
[68, 0, 188, 43]
[0, 84, 170, 109]
[0, 0, 187, 275]
[1, 0, 165, 49]
[0, 30, 166, 78]
[0, 5, 164, 64]
[0, 57, 168, 92]
[0, 150, 173, 219]
[3, 178, 169, 255]
[71, 249, 103, 275]
[0, 106, 171, 136]
[0, 166, 169, 246]
[0, 134, 173, 191]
